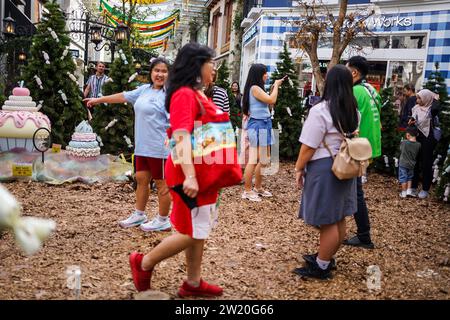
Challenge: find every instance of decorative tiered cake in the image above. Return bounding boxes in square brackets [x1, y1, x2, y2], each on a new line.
[66, 120, 100, 158]
[0, 87, 51, 152]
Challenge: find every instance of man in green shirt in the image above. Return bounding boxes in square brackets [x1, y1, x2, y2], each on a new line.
[343, 56, 382, 249]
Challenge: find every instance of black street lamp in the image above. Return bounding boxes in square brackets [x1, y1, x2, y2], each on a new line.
[90, 25, 102, 46]
[67, 11, 130, 74]
[3, 16, 16, 37]
[18, 49, 26, 63]
[115, 23, 129, 43]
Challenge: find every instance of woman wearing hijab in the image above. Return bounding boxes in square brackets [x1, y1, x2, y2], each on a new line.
[408, 89, 440, 199]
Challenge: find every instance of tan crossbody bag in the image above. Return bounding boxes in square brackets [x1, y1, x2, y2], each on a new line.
[323, 123, 372, 180]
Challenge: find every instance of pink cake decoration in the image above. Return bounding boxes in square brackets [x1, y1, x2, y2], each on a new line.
[12, 87, 31, 97]
[0, 111, 51, 128]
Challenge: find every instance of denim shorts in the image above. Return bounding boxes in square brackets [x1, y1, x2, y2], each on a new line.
[246, 117, 274, 147]
[398, 166, 414, 184]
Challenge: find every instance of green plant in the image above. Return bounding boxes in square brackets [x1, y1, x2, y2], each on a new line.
[270, 42, 304, 160]
[23, 0, 85, 146]
[372, 86, 402, 176]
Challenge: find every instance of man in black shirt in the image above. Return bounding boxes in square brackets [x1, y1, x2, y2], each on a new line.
[399, 84, 416, 128]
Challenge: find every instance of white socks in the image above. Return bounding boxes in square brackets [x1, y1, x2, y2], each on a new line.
[135, 209, 146, 215]
[316, 257, 330, 270]
[157, 214, 168, 222]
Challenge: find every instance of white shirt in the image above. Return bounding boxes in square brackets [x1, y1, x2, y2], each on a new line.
[299, 100, 360, 161]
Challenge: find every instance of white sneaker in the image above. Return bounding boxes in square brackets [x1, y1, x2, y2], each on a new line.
[418, 190, 429, 199]
[406, 189, 417, 197]
[140, 217, 171, 232]
[399, 191, 407, 198]
[119, 211, 147, 228]
[406, 189, 418, 198]
[242, 190, 262, 202]
[253, 188, 273, 197]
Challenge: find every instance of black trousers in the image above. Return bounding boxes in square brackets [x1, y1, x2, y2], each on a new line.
[354, 177, 371, 243]
[412, 133, 437, 192]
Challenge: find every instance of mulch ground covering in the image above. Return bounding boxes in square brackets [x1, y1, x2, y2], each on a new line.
[0, 163, 449, 300]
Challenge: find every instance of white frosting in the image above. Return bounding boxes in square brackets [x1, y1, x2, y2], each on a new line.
[8, 96, 33, 101]
[66, 146, 101, 157]
[66, 120, 100, 157]
[4, 100, 37, 108]
[74, 120, 94, 133]
[2, 106, 39, 112]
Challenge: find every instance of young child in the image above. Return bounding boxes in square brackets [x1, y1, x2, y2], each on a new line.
[399, 126, 421, 198]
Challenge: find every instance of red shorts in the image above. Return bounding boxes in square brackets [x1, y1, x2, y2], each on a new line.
[134, 156, 166, 180]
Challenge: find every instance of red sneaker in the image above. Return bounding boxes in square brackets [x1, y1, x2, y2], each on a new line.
[129, 252, 152, 292]
[178, 279, 223, 298]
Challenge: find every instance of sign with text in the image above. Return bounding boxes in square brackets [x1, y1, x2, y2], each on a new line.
[69, 49, 80, 58]
[52, 144, 61, 153]
[244, 25, 258, 44]
[12, 163, 33, 177]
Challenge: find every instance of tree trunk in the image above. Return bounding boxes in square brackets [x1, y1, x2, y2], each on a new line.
[329, 0, 348, 72]
[307, 46, 324, 95]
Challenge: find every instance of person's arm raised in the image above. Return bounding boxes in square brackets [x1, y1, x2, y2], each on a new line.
[251, 78, 284, 105]
[83, 92, 127, 108]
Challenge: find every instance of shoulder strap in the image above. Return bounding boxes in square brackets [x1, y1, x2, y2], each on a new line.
[322, 138, 336, 160]
[194, 92, 206, 116]
[360, 83, 381, 111]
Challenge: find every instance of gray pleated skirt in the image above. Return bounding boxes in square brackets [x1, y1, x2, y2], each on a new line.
[299, 157, 357, 226]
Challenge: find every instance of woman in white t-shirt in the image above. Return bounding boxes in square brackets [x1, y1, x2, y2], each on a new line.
[294, 64, 360, 280]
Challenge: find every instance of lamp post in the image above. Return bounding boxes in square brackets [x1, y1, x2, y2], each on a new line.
[2, 16, 16, 88]
[67, 11, 129, 72]
[115, 23, 129, 43]
[3, 16, 16, 37]
[18, 49, 26, 62]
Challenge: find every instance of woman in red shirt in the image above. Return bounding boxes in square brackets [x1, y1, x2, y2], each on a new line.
[128, 43, 223, 297]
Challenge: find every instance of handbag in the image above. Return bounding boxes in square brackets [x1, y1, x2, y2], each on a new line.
[323, 124, 373, 180]
[168, 93, 242, 192]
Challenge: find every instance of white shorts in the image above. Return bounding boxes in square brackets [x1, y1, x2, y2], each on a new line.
[190, 204, 218, 240]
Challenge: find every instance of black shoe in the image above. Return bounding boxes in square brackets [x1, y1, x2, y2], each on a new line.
[293, 260, 333, 280]
[302, 253, 337, 270]
[343, 235, 375, 249]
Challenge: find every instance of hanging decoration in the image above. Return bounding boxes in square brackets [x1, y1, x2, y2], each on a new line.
[99, 0, 180, 49]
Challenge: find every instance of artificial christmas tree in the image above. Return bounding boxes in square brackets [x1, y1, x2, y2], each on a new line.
[435, 145, 450, 202]
[0, 82, 5, 106]
[23, 0, 85, 146]
[425, 62, 450, 161]
[91, 43, 138, 155]
[373, 86, 402, 175]
[215, 60, 241, 129]
[270, 42, 303, 160]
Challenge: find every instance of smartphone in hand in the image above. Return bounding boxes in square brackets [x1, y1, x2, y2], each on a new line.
[171, 184, 198, 209]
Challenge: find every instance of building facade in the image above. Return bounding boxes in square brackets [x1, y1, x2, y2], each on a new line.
[240, 0, 450, 96]
[1, 0, 43, 90]
[207, 0, 242, 81]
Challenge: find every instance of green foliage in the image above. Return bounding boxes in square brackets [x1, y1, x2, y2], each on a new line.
[91, 43, 138, 155]
[216, 61, 241, 129]
[425, 62, 450, 161]
[435, 145, 450, 201]
[270, 43, 303, 160]
[23, 0, 85, 146]
[0, 82, 5, 106]
[373, 86, 402, 175]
